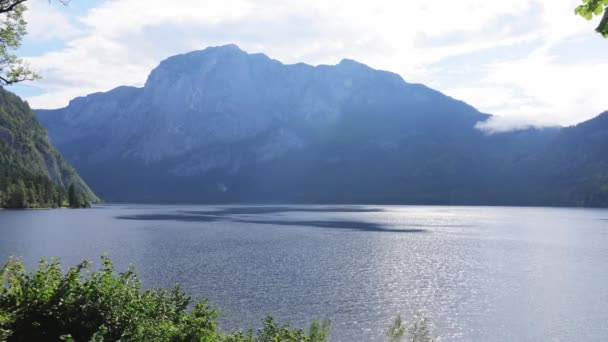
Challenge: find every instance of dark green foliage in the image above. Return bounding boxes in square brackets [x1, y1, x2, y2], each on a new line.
[67, 183, 89, 208]
[0, 256, 331, 342]
[0, 171, 66, 208]
[67, 183, 75, 207]
[0, 256, 218, 341]
[0, 87, 98, 208]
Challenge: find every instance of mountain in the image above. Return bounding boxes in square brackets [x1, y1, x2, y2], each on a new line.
[36, 45, 608, 206]
[0, 88, 98, 208]
[531, 112, 608, 206]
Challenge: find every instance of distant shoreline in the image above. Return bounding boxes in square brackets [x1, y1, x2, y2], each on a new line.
[0, 207, 71, 211]
[3, 203, 607, 211]
[93, 202, 608, 210]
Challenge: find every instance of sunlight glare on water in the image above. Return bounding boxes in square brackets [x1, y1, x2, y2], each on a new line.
[0, 205, 607, 341]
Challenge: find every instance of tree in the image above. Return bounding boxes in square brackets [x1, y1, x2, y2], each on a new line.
[67, 183, 90, 208]
[575, 0, 608, 37]
[0, 0, 36, 85]
[67, 183, 76, 207]
[7, 179, 26, 208]
[77, 192, 90, 208]
[53, 186, 63, 207]
[0, 0, 69, 85]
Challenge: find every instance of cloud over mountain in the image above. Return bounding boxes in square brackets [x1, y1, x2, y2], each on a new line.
[19, 0, 608, 132]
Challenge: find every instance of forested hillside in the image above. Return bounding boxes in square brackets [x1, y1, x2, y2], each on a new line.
[0, 88, 98, 208]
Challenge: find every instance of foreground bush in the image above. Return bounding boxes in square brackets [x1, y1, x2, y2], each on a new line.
[0, 256, 330, 342]
[386, 314, 438, 342]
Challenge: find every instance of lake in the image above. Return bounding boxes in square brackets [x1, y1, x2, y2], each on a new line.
[0, 205, 607, 341]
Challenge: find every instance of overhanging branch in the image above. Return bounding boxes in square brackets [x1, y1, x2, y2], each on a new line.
[0, 0, 27, 14]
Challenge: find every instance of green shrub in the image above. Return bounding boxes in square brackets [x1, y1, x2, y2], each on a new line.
[385, 314, 438, 342]
[0, 256, 330, 342]
[224, 317, 330, 342]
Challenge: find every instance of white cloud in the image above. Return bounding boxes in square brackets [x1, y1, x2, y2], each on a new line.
[475, 111, 561, 134]
[25, 0, 81, 40]
[16, 0, 608, 130]
[481, 53, 608, 125]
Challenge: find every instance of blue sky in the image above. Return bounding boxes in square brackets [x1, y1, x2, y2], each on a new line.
[13, 0, 608, 132]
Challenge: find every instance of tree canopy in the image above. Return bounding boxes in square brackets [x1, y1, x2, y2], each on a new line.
[0, 0, 69, 85]
[575, 0, 608, 37]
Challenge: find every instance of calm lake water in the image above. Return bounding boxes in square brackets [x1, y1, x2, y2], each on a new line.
[0, 205, 607, 341]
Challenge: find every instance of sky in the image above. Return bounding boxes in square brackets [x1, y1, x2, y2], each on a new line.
[12, 0, 608, 132]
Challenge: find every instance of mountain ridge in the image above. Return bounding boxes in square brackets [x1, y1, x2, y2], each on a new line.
[35, 45, 608, 206]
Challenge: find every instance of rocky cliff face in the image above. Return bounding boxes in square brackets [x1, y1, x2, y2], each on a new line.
[35, 45, 608, 206]
[38, 44, 485, 168]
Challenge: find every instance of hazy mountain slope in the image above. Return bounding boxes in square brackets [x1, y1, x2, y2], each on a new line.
[534, 112, 608, 206]
[0, 88, 98, 207]
[35, 45, 608, 206]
